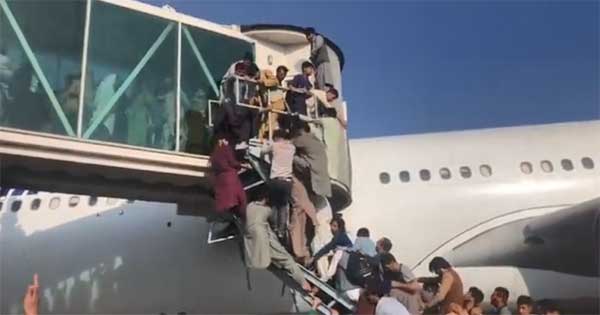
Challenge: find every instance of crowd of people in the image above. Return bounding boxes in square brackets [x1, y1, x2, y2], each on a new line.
[212, 30, 345, 152]
[0, 49, 212, 153]
[208, 28, 569, 315]
[206, 28, 568, 315]
[11, 27, 568, 315]
[209, 28, 344, 286]
[300, 228, 563, 315]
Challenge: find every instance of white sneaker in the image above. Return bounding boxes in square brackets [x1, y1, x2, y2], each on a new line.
[235, 142, 249, 150]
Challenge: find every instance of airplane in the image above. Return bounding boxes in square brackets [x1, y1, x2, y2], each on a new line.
[1, 120, 598, 314]
[345, 119, 600, 313]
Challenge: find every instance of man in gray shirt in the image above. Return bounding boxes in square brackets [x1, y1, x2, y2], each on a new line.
[244, 195, 310, 292]
[491, 287, 512, 315]
[380, 253, 422, 315]
[305, 27, 334, 90]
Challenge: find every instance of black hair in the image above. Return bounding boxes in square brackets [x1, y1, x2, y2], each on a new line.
[469, 287, 484, 305]
[252, 187, 271, 207]
[327, 88, 339, 99]
[276, 65, 289, 73]
[301, 61, 314, 70]
[330, 215, 346, 233]
[324, 83, 334, 89]
[289, 116, 310, 137]
[321, 107, 338, 118]
[272, 128, 289, 140]
[379, 253, 397, 267]
[537, 300, 560, 315]
[494, 287, 510, 302]
[428, 256, 452, 273]
[292, 117, 310, 132]
[517, 295, 533, 307]
[243, 51, 254, 61]
[248, 63, 260, 78]
[357, 227, 370, 237]
[365, 277, 385, 297]
[213, 133, 234, 149]
[65, 73, 81, 86]
[378, 237, 392, 252]
[304, 27, 316, 36]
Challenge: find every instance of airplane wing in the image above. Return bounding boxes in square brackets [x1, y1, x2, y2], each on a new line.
[446, 198, 600, 277]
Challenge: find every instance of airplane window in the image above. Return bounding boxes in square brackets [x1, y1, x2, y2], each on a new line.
[520, 162, 533, 174]
[561, 159, 574, 171]
[399, 171, 410, 183]
[31, 198, 41, 211]
[479, 165, 492, 177]
[49, 197, 61, 210]
[379, 172, 391, 184]
[581, 157, 594, 169]
[69, 196, 80, 207]
[459, 166, 472, 179]
[11, 200, 22, 212]
[88, 196, 98, 206]
[419, 169, 431, 181]
[540, 160, 553, 173]
[439, 168, 451, 180]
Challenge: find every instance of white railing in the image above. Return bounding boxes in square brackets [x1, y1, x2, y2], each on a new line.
[208, 75, 352, 195]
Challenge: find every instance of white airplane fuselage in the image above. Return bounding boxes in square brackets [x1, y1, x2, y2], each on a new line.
[345, 120, 600, 311]
[1, 120, 599, 313]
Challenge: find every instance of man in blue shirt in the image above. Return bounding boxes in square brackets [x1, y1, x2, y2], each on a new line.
[287, 61, 314, 116]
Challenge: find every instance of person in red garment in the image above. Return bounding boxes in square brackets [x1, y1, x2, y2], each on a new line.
[210, 134, 247, 217]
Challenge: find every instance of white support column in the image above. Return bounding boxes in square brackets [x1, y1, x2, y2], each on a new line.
[175, 22, 182, 152]
[77, 0, 92, 138]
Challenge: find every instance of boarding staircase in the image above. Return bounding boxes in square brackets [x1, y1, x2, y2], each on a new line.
[205, 76, 356, 314]
[206, 138, 356, 314]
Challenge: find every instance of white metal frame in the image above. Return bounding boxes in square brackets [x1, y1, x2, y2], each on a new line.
[97, 0, 255, 44]
[83, 22, 175, 138]
[182, 26, 220, 97]
[0, 0, 75, 136]
[207, 100, 219, 127]
[175, 22, 182, 152]
[207, 221, 237, 245]
[1, 0, 264, 156]
[76, 0, 93, 137]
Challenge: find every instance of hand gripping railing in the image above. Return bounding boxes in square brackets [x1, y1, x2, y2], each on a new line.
[208, 75, 320, 141]
[298, 265, 356, 312]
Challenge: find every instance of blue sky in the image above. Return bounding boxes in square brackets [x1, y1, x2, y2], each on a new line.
[144, 0, 599, 138]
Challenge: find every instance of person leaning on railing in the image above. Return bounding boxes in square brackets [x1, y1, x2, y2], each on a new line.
[257, 65, 289, 140]
[210, 135, 248, 217]
[312, 86, 345, 129]
[216, 63, 256, 149]
[286, 61, 315, 116]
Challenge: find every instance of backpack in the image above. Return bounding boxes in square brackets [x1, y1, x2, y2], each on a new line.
[345, 251, 376, 287]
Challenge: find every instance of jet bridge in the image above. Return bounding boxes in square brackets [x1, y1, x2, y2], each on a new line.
[0, 0, 351, 213]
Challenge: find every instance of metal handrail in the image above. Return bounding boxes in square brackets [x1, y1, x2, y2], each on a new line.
[206, 75, 326, 141]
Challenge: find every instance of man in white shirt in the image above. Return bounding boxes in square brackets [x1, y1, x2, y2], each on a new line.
[364, 279, 410, 315]
[376, 297, 411, 315]
[262, 128, 295, 238]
